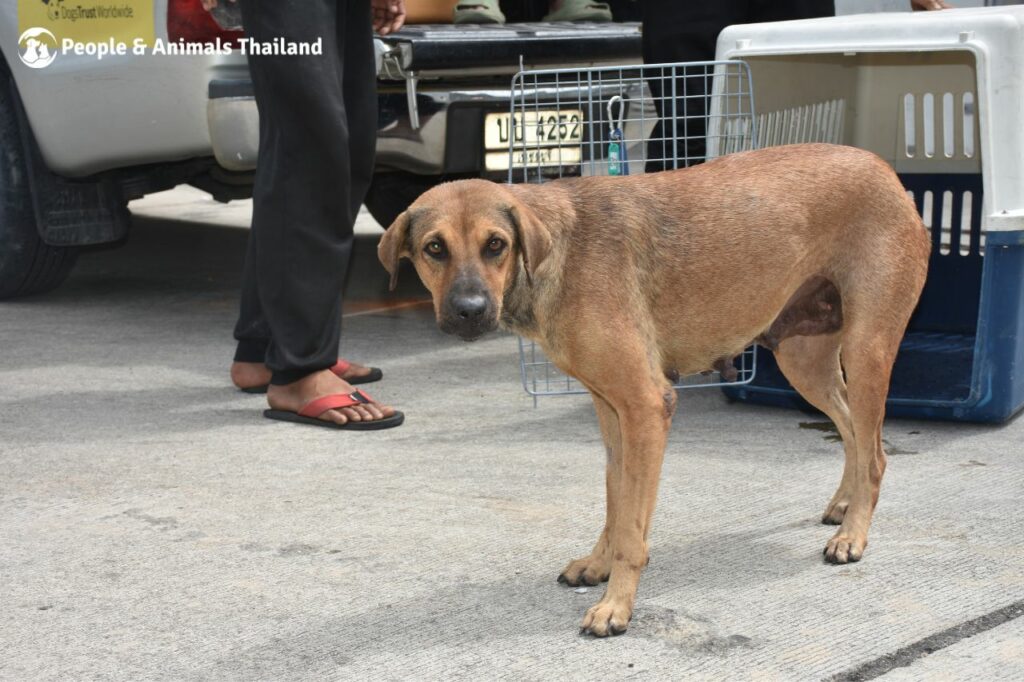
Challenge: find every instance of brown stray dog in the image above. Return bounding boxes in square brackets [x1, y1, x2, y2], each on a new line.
[378, 143, 931, 637]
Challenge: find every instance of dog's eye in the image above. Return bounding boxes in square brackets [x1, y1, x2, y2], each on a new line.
[485, 238, 506, 255]
[425, 240, 446, 258]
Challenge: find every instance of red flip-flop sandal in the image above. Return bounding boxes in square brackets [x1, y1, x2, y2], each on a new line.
[240, 359, 383, 395]
[263, 389, 404, 431]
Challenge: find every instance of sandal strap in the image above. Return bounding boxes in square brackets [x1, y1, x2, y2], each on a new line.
[298, 390, 373, 418]
[332, 358, 351, 375]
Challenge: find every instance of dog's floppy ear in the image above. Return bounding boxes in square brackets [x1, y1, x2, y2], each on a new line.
[378, 211, 412, 292]
[506, 202, 551, 285]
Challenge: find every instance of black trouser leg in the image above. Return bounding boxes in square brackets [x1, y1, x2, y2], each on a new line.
[343, 1, 377, 221]
[232, 0, 377, 386]
[640, 0, 834, 171]
[233, 225, 271, 363]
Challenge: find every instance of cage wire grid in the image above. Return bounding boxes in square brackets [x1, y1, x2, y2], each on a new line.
[505, 61, 759, 399]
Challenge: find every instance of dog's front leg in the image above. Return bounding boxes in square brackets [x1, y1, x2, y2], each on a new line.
[580, 385, 672, 637]
[559, 393, 621, 587]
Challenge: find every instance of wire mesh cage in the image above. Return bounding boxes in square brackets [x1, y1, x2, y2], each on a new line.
[506, 60, 757, 181]
[505, 61, 759, 399]
[518, 342, 758, 399]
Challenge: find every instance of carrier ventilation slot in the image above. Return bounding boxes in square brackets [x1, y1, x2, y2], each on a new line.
[904, 180, 983, 257]
[720, 117, 756, 155]
[755, 98, 845, 148]
[902, 92, 976, 159]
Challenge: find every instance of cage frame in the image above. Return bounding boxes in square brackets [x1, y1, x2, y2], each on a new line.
[504, 60, 761, 400]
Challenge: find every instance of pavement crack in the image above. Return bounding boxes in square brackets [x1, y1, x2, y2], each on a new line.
[827, 597, 1024, 681]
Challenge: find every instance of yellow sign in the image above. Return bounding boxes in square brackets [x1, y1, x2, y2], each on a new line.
[19, 0, 154, 46]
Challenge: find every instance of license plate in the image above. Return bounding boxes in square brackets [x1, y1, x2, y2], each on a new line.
[484, 109, 584, 171]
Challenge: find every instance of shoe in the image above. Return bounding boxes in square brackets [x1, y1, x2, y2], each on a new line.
[453, 0, 506, 24]
[542, 0, 612, 22]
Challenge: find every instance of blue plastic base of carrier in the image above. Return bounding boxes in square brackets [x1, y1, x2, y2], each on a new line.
[723, 173, 1024, 424]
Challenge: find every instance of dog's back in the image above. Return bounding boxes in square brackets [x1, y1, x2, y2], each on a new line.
[521, 144, 931, 375]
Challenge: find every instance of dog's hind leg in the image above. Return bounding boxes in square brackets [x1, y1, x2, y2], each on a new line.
[558, 393, 621, 587]
[771, 333, 858, 525]
[819, 323, 901, 564]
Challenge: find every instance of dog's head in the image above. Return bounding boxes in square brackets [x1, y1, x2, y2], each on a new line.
[378, 180, 551, 341]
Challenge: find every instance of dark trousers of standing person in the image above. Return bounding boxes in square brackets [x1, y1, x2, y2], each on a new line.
[232, 0, 377, 386]
[640, 0, 834, 171]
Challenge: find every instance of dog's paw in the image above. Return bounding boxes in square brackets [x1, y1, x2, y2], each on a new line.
[580, 598, 632, 637]
[821, 498, 849, 525]
[558, 554, 610, 587]
[823, 531, 866, 564]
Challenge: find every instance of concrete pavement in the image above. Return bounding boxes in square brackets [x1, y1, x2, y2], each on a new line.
[1, 187, 1022, 680]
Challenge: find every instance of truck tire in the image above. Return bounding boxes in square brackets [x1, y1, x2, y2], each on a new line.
[364, 171, 448, 229]
[0, 67, 78, 299]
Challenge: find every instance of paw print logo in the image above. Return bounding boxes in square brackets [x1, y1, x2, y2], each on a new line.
[18, 27, 59, 69]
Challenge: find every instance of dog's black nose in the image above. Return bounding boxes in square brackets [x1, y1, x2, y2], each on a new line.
[453, 294, 488, 320]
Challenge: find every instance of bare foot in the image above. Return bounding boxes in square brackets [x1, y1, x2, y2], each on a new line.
[230, 361, 271, 390]
[266, 369, 396, 426]
[230, 360, 375, 391]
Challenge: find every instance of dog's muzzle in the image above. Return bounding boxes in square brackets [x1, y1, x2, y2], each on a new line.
[440, 281, 498, 341]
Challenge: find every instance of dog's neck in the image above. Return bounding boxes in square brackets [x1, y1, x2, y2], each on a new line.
[499, 181, 574, 341]
[500, 265, 538, 338]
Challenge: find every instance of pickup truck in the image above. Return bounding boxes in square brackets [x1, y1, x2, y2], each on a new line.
[0, 0, 641, 299]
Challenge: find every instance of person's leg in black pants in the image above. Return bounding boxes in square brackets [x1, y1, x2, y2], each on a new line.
[640, 1, 747, 171]
[231, 0, 397, 427]
[640, 0, 834, 171]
